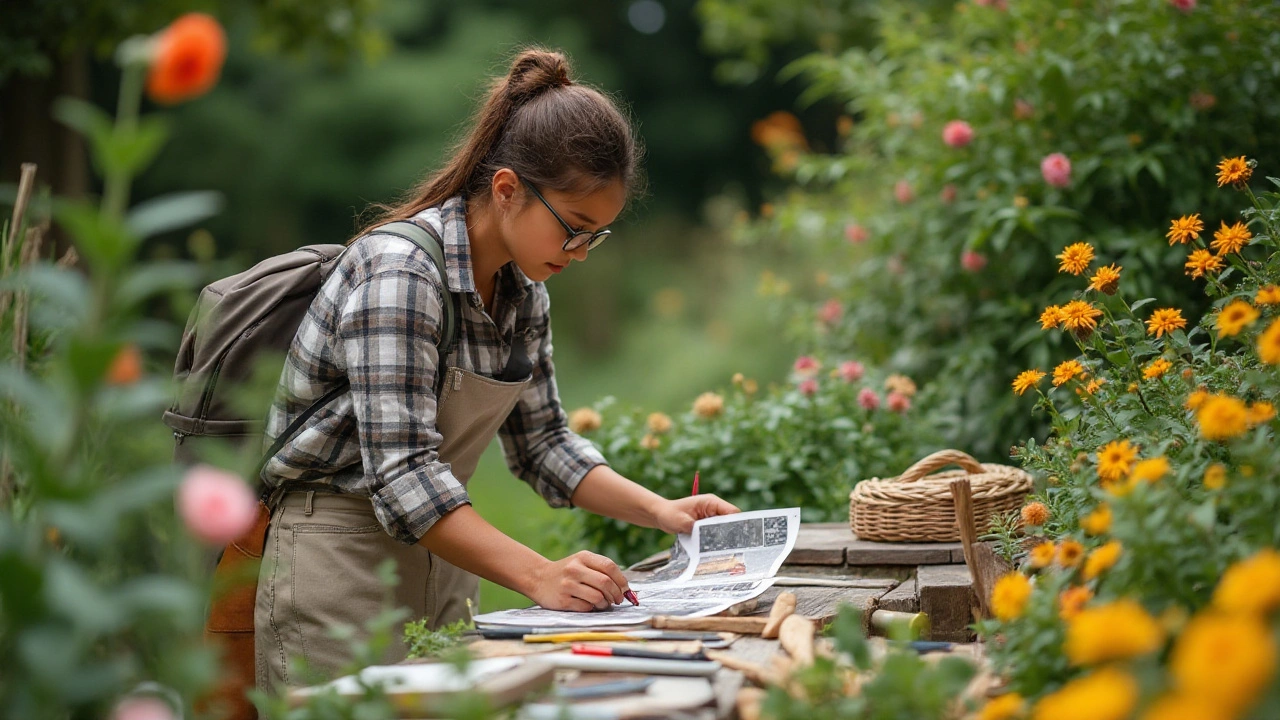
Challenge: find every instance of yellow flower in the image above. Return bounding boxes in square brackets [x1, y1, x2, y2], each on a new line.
[1211, 220, 1252, 255]
[1081, 504, 1112, 535]
[1215, 299, 1259, 338]
[884, 373, 917, 397]
[1031, 667, 1138, 720]
[1082, 541, 1122, 581]
[1057, 539, 1085, 568]
[1140, 693, 1229, 720]
[1142, 358, 1172, 380]
[1088, 264, 1122, 294]
[1185, 389, 1209, 410]
[1146, 308, 1186, 338]
[1213, 549, 1280, 615]
[1170, 612, 1276, 718]
[1081, 378, 1105, 396]
[1216, 155, 1252, 188]
[1029, 541, 1056, 569]
[1255, 285, 1280, 305]
[742, 378, 759, 395]
[1196, 394, 1249, 441]
[639, 433, 661, 450]
[1260, 319, 1280, 364]
[1012, 369, 1046, 396]
[977, 693, 1025, 720]
[568, 407, 603, 433]
[1203, 463, 1226, 490]
[1052, 359, 1085, 387]
[1130, 456, 1169, 484]
[1185, 248, 1224, 279]
[1096, 439, 1137, 483]
[731, 372, 745, 386]
[1065, 599, 1163, 665]
[991, 572, 1033, 621]
[646, 412, 673, 435]
[1250, 401, 1276, 426]
[1057, 242, 1095, 275]
[1039, 305, 1064, 330]
[1059, 585, 1093, 620]
[692, 392, 725, 419]
[1059, 300, 1103, 337]
[1166, 213, 1204, 245]
[1021, 501, 1050, 526]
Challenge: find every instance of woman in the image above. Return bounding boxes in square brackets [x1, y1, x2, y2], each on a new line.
[253, 47, 739, 689]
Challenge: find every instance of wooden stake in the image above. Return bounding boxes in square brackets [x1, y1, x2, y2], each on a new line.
[761, 591, 796, 639]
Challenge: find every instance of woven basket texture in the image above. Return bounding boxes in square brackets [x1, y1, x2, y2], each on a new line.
[848, 449, 1032, 542]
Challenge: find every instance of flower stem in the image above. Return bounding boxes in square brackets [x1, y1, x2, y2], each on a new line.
[102, 61, 144, 222]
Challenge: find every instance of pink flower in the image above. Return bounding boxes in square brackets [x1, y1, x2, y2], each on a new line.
[940, 184, 958, 204]
[1041, 152, 1072, 188]
[887, 391, 912, 413]
[894, 180, 914, 204]
[844, 223, 869, 244]
[177, 464, 258, 546]
[857, 388, 880, 410]
[112, 697, 176, 720]
[1014, 99, 1035, 120]
[942, 120, 974, 148]
[818, 299, 843, 325]
[798, 379, 818, 397]
[961, 250, 988, 272]
[1169, 0, 1195, 11]
[839, 360, 865, 383]
[793, 355, 821, 377]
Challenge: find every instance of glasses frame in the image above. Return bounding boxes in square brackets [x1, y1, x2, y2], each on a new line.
[521, 179, 612, 252]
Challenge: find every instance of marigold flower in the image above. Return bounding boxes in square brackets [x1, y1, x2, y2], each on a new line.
[1196, 394, 1249, 441]
[1203, 463, 1226, 490]
[1081, 504, 1111, 535]
[1059, 300, 1102, 337]
[1012, 369, 1046, 396]
[639, 433, 661, 450]
[1166, 213, 1204, 245]
[692, 392, 725, 419]
[1096, 439, 1137, 482]
[977, 693, 1024, 720]
[1057, 539, 1085, 568]
[1215, 300, 1259, 337]
[1211, 220, 1252, 255]
[1082, 541, 1123, 581]
[1249, 401, 1275, 426]
[1056, 242, 1094, 275]
[1088, 264, 1121, 294]
[1255, 285, 1280, 305]
[1059, 585, 1093, 620]
[1216, 156, 1252, 188]
[1130, 456, 1169, 484]
[1185, 248, 1224, 279]
[1065, 599, 1162, 665]
[647, 412, 673, 435]
[1031, 667, 1138, 720]
[1080, 377, 1105, 396]
[1146, 308, 1186, 338]
[991, 572, 1032, 621]
[1029, 541, 1056, 569]
[1041, 152, 1072, 188]
[1142, 358, 1172, 380]
[568, 407, 603, 433]
[1170, 612, 1276, 717]
[1185, 389, 1209, 410]
[1039, 305, 1064, 330]
[1052, 359, 1085, 387]
[146, 13, 228, 105]
[1021, 501, 1050, 526]
[1213, 549, 1280, 615]
[942, 119, 975, 147]
[1260, 319, 1280, 364]
[106, 344, 144, 385]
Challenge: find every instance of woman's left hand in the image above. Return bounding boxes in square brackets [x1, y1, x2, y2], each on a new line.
[654, 494, 740, 535]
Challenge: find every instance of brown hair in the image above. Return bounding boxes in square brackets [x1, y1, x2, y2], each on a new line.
[356, 47, 644, 238]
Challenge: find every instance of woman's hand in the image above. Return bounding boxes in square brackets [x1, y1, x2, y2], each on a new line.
[526, 550, 632, 612]
[653, 494, 741, 536]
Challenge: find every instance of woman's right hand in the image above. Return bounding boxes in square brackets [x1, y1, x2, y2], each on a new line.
[527, 550, 631, 612]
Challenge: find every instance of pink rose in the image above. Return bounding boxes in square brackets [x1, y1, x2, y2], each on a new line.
[961, 250, 988, 272]
[1169, 0, 1195, 11]
[1014, 99, 1035, 120]
[793, 355, 821, 377]
[112, 697, 176, 720]
[857, 388, 880, 410]
[942, 120, 974, 148]
[1041, 152, 1072, 188]
[894, 180, 914, 204]
[839, 360, 865, 383]
[844, 223, 869, 244]
[940, 184, 958, 204]
[887, 391, 912, 413]
[798, 379, 818, 397]
[818, 299, 843, 325]
[177, 464, 258, 546]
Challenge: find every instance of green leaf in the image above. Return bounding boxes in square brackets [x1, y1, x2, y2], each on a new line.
[832, 604, 872, 670]
[51, 98, 113, 148]
[52, 198, 137, 270]
[126, 191, 224, 240]
[0, 264, 92, 329]
[44, 557, 126, 633]
[114, 260, 206, 310]
[1130, 297, 1157, 312]
[97, 117, 170, 179]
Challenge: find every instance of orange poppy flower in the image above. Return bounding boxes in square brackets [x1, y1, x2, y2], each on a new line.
[147, 14, 227, 105]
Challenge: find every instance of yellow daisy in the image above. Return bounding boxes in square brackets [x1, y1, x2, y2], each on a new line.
[1060, 300, 1103, 336]
[1057, 242, 1095, 275]
[1249, 401, 1276, 426]
[1143, 358, 1172, 380]
[1255, 285, 1280, 305]
[1053, 359, 1086, 387]
[1146, 308, 1186, 338]
[1203, 464, 1226, 490]
[1215, 300, 1259, 338]
[1196, 394, 1249, 441]
[1211, 220, 1252, 255]
[1029, 541, 1057, 569]
[1057, 539, 1085, 568]
[1012, 369, 1046, 396]
[1040, 305, 1065, 330]
[1185, 248, 1224, 279]
[1216, 156, 1252, 188]
[1059, 586, 1093, 620]
[1167, 214, 1204, 245]
[1130, 457, 1169, 484]
[1088, 264, 1122, 295]
[1260, 319, 1280, 364]
[1185, 389, 1209, 410]
[1097, 439, 1137, 482]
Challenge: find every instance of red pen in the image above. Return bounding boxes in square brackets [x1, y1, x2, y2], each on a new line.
[623, 589, 640, 606]
[692, 470, 699, 496]
[572, 644, 706, 661]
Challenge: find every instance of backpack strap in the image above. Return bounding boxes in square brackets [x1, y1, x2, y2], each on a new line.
[255, 219, 461, 492]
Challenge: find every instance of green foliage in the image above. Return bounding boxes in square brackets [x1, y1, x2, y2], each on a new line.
[403, 615, 473, 660]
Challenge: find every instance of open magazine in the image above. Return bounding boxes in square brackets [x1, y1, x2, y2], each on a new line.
[472, 508, 801, 627]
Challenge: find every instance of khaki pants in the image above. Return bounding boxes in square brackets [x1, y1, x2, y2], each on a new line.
[253, 491, 478, 690]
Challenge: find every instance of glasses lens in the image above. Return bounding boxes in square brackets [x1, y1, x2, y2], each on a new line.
[586, 230, 610, 251]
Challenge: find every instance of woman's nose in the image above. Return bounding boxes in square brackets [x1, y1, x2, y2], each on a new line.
[569, 243, 590, 262]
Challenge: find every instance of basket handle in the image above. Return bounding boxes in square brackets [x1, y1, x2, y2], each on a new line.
[896, 449, 985, 483]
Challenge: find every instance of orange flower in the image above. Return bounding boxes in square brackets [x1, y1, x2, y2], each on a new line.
[1211, 221, 1252, 255]
[1040, 305, 1065, 330]
[1096, 439, 1137, 483]
[1216, 156, 1252, 188]
[146, 14, 228, 105]
[1146, 308, 1186, 338]
[106, 344, 144, 385]
[1203, 463, 1226, 490]
[1012, 369, 1046, 396]
[1021, 501, 1050, 526]
[1060, 300, 1103, 337]
[1185, 389, 1209, 410]
[1261, 319, 1280, 364]
[1053, 359, 1086, 387]
[1249, 401, 1276, 426]
[1166, 214, 1204, 245]
[1057, 539, 1085, 568]
[1088, 264, 1122, 295]
[1255, 285, 1280, 305]
[1215, 300, 1259, 338]
[1030, 541, 1057, 569]
[1185, 249, 1224, 279]
[1059, 585, 1093, 620]
[1057, 242, 1095, 275]
[1143, 358, 1172, 380]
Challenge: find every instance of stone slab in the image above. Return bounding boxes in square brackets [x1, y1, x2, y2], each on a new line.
[877, 576, 920, 613]
[916, 564, 977, 643]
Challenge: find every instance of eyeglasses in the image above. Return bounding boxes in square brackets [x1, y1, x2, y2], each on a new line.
[521, 179, 612, 252]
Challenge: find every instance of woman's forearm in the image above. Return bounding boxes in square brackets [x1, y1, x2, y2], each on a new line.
[416, 504, 549, 597]
[570, 465, 667, 528]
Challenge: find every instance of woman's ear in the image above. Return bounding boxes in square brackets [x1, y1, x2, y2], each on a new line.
[491, 168, 520, 210]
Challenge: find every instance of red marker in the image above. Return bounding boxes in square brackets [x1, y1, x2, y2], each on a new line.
[623, 589, 640, 606]
[571, 644, 706, 661]
[692, 470, 700, 496]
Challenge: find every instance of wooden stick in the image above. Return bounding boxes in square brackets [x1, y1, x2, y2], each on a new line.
[705, 650, 781, 687]
[762, 592, 796, 639]
[778, 615, 815, 667]
[736, 687, 766, 720]
[652, 615, 768, 634]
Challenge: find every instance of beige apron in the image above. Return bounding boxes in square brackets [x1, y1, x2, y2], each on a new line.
[254, 365, 530, 690]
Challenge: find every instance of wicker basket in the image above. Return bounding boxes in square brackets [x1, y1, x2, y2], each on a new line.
[848, 449, 1032, 542]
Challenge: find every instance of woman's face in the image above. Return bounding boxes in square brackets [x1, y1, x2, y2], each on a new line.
[496, 170, 627, 283]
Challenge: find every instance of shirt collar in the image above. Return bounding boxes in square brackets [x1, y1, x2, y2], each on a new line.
[426, 196, 536, 299]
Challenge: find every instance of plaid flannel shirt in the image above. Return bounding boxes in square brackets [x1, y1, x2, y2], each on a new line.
[261, 196, 608, 544]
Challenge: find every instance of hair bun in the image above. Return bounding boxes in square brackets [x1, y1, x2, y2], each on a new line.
[506, 48, 572, 102]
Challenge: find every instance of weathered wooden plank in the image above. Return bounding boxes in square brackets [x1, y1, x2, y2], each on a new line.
[877, 576, 919, 613]
[917, 564, 977, 643]
[745, 584, 887, 628]
[712, 636, 782, 719]
[785, 524, 849, 565]
[845, 539, 962, 566]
